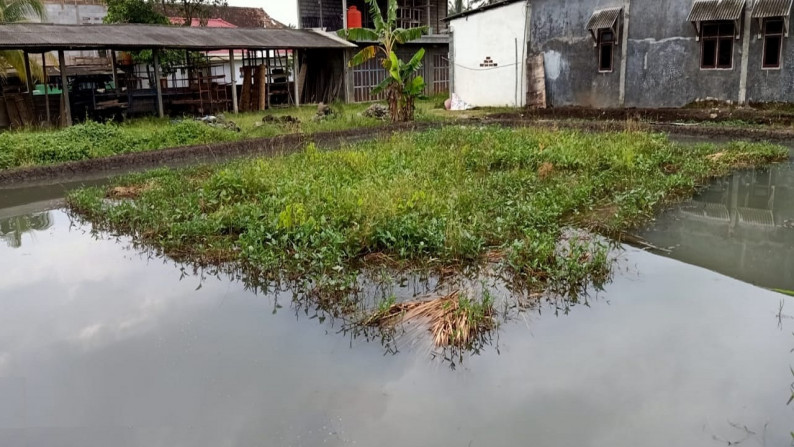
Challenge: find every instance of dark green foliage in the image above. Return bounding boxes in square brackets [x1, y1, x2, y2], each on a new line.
[103, 0, 169, 25]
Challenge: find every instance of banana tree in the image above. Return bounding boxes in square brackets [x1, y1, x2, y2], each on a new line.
[337, 0, 427, 122]
[372, 48, 426, 121]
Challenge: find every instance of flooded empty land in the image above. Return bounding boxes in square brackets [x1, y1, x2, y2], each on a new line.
[1, 139, 793, 446]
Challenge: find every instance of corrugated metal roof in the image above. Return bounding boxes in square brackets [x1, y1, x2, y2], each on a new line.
[687, 0, 746, 22]
[751, 0, 793, 18]
[586, 8, 622, 31]
[0, 24, 356, 51]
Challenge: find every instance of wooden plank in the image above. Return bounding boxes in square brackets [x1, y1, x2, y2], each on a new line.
[526, 53, 547, 109]
[240, 65, 252, 112]
[58, 50, 72, 126]
[256, 64, 267, 110]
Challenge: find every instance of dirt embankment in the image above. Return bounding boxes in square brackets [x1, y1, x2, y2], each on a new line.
[0, 122, 438, 188]
[486, 107, 794, 141]
[2, 108, 793, 188]
[492, 106, 794, 126]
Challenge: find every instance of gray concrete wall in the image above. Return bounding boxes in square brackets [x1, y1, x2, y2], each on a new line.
[44, 3, 106, 25]
[523, 0, 794, 108]
[43, 3, 108, 61]
[625, 0, 741, 107]
[530, 0, 623, 108]
[745, 19, 794, 103]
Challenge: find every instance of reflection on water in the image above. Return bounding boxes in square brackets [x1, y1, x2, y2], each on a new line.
[0, 209, 792, 446]
[641, 162, 794, 291]
[0, 212, 53, 248]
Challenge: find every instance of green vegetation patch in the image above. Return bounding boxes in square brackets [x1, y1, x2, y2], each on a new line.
[0, 99, 455, 171]
[67, 126, 786, 345]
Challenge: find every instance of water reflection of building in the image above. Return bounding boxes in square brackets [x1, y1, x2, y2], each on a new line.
[643, 165, 794, 291]
[0, 212, 53, 248]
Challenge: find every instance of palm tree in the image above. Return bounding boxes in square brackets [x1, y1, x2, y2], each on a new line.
[0, 212, 53, 248]
[337, 0, 427, 121]
[0, 0, 48, 82]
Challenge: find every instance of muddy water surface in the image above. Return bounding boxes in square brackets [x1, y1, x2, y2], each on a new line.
[3, 143, 794, 446]
[640, 156, 794, 292]
[0, 202, 792, 446]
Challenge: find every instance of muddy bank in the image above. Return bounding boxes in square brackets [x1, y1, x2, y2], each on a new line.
[0, 122, 437, 188]
[487, 116, 794, 142]
[492, 106, 794, 127]
[3, 113, 792, 189]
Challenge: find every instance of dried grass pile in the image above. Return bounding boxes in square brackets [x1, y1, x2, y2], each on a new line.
[364, 290, 495, 348]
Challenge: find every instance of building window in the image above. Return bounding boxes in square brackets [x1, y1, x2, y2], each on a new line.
[763, 18, 784, 69]
[701, 22, 735, 69]
[598, 29, 614, 72]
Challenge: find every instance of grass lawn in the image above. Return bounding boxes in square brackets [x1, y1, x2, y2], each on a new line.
[67, 126, 787, 347]
[0, 96, 499, 171]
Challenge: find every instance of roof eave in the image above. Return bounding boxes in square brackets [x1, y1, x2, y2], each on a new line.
[444, 0, 525, 22]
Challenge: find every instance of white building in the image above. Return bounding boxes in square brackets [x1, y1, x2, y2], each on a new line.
[447, 0, 530, 107]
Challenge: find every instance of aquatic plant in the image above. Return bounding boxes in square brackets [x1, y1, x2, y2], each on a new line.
[67, 126, 787, 350]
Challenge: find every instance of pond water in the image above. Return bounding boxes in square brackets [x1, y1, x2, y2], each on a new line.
[640, 157, 794, 292]
[2, 163, 794, 446]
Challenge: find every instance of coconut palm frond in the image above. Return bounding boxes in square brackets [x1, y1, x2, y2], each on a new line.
[0, 0, 47, 23]
[0, 50, 49, 82]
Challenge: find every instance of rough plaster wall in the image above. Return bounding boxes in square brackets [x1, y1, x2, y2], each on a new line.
[450, 1, 528, 106]
[43, 4, 107, 61]
[44, 3, 106, 25]
[530, 0, 622, 108]
[625, 0, 740, 107]
[745, 20, 794, 103]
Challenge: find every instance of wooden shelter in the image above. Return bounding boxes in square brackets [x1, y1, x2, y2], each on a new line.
[0, 23, 355, 127]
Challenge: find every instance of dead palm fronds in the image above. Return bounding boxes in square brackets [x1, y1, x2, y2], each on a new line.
[364, 289, 495, 348]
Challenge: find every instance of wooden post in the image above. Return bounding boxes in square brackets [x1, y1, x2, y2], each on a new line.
[153, 48, 164, 118]
[110, 50, 120, 94]
[228, 49, 238, 114]
[42, 53, 50, 126]
[256, 64, 267, 110]
[58, 50, 72, 127]
[22, 52, 34, 127]
[293, 49, 300, 107]
[23, 52, 33, 95]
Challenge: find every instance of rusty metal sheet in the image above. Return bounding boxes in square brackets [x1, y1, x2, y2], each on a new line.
[752, 0, 793, 18]
[586, 7, 622, 31]
[0, 24, 356, 51]
[687, 0, 746, 22]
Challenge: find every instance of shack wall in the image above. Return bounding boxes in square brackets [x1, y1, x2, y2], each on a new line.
[449, 1, 528, 107]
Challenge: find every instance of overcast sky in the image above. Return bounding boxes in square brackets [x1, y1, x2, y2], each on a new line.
[229, 0, 299, 27]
